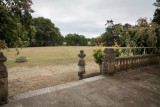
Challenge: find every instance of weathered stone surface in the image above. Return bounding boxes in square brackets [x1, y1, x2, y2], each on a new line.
[102, 48, 115, 75]
[2, 65, 160, 107]
[77, 50, 86, 79]
[78, 50, 86, 66]
[0, 52, 8, 105]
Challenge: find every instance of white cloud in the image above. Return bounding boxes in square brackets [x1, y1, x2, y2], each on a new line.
[31, 0, 155, 38]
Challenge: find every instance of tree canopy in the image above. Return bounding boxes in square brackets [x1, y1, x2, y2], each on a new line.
[99, 18, 160, 49]
[153, 0, 160, 24]
[0, 0, 34, 49]
[65, 34, 88, 46]
[0, 0, 160, 49]
[32, 17, 63, 46]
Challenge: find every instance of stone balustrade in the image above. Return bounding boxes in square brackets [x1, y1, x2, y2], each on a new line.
[101, 48, 160, 75]
[115, 55, 159, 72]
[77, 47, 160, 78]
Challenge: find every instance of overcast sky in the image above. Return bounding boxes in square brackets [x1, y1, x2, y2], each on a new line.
[31, 0, 155, 38]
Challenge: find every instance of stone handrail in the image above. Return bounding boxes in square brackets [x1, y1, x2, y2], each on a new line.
[105, 47, 155, 49]
[106, 47, 156, 55]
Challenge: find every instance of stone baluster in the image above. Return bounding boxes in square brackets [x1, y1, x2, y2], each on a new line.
[131, 57, 133, 69]
[0, 52, 8, 105]
[102, 48, 115, 75]
[120, 59, 123, 71]
[143, 48, 146, 55]
[77, 50, 86, 80]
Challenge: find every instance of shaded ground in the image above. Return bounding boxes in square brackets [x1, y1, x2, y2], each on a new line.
[4, 65, 160, 107]
[8, 62, 99, 96]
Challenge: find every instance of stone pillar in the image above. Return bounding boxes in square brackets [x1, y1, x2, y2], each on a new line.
[0, 52, 8, 105]
[102, 48, 115, 75]
[78, 50, 86, 80]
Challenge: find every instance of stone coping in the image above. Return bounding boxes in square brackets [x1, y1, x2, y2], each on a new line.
[9, 75, 105, 102]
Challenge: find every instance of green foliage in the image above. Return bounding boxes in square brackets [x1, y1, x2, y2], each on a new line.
[0, 40, 8, 51]
[153, 0, 160, 24]
[134, 18, 158, 48]
[93, 48, 104, 65]
[114, 49, 121, 57]
[65, 34, 88, 46]
[153, 9, 160, 24]
[101, 21, 122, 46]
[32, 17, 63, 46]
[153, 0, 160, 7]
[99, 18, 160, 50]
[0, 0, 34, 49]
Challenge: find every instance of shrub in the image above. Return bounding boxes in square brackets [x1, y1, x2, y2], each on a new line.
[93, 48, 104, 65]
[114, 49, 121, 57]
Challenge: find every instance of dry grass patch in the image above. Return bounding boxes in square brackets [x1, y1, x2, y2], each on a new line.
[3, 46, 101, 68]
[2, 46, 102, 96]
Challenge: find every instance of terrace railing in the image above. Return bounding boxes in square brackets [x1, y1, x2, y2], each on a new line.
[115, 55, 159, 72]
[101, 47, 160, 75]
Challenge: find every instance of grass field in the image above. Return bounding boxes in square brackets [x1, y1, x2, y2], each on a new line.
[3, 46, 103, 68]
[2, 46, 103, 96]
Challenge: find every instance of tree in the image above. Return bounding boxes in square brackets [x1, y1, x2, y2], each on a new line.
[134, 19, 157, 47]
[101, 18, 159, 50]
[153, 0, 160, 24]
[32, 17, 63, 46]
[0, 0, 34, 49]
[152, 0, 160, 49]
[65, 34, 88, 46]
[101, 20, 122, 46]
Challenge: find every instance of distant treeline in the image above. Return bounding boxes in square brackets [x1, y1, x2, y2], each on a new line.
[0, 0, 160, 49]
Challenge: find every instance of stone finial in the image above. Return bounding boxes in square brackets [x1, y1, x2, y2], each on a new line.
[0, 52, 8, 105]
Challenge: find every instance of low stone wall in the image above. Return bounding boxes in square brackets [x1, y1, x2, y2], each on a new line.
[115, 55, 160, 72]
[101, 48, 160, 75]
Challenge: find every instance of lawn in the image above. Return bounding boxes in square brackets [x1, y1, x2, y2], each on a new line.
[2, 46, 103, 96]
[3, 46, 102, 68]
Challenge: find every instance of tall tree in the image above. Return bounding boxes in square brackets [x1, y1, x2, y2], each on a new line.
[0, 0, 34, 49]
[134, 18, 157, 47]
[65, 34, 88, 46]
[32, 17, 63, 46]
[153, 0, 160, 24]
[101, 20, 121, 46]
[152, 0, 160, 49]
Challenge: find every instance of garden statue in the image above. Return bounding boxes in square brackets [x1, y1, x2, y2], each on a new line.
[78, 50, 86, 80]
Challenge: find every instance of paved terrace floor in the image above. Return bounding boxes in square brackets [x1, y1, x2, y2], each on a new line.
[2, 65, 160, 107]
